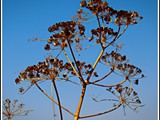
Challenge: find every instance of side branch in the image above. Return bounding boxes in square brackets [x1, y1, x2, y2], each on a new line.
[86, 26, 124, 83]
[90, 78, 127, 88]
[63, 49, 80, 78]
[35, 82, 75, 116]
[117, 25, 128, 40]
[91, 68, 114, 84]
[86, 48, 105, 83]
[105, 26, 121, 49]
[96, 14, 103, 48]
[79, 104, 122, 119]
[66, 38, 85, 85]
[105, 25, 128, 49]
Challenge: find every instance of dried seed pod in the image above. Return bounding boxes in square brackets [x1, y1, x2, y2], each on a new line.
[44, 44, 50, 51]
[19, 87, 24, 93]
[63, 73, 67, 78]
[15, 78, 20, 84]
[80, 1, 87, 7]
[93, 72, 98, 77]
[134, 79, 139, 85]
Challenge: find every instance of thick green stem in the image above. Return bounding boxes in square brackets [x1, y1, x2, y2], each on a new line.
[74, 85, 87, 120]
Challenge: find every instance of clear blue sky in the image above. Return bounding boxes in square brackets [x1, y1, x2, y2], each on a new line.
[2, 0, 158, 120]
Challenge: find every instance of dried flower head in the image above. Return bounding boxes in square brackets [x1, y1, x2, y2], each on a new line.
[89, 27, 118, 46]
[101, 51, 126, 68]
[47, 21, 86, 50]
[105, 86, 144, 115]
[79, 0, 142, 26]
[2, 99, 32, 120]
[101, 51, 144, 84]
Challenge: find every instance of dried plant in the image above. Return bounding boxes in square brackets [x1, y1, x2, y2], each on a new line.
[15, 0, 144, 120]
[2, 99, 32, 120]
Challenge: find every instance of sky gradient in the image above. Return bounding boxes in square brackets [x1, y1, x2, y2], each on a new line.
[2, 0, 158, 120]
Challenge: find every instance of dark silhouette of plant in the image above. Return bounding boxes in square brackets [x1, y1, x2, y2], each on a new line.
[15, 0, 144, 120]
[2, 99, 32, 120]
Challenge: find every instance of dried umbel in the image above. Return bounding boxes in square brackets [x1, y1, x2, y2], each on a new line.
[15, 58, 73, 84]
[2, 99, 32, 120]
[117, 63, 142, 78]
[101, 51, 127, 68]
[71, 9, 89, 23]
[89, 27, 118, 47]
[15, 56, 96, 93]
[101, 51, 144, 84]
[80, 0, 143, 25]
[91, 85, 144, 116]
[47, 21, 86, 50]
[106, 86, 144, 115]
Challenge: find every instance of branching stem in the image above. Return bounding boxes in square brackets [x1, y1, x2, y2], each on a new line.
[91, 68, 114, 84]
[79, 104, 122, 119]
[63, 49, 80, 78]
[86, 48, 105, 83]
[91, 78, 127, 88]
[66, 38, 85, 85]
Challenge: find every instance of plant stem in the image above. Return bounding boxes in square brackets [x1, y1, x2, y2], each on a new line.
[35, 82, 75, 116]
[91, 78, 127, 88]
[79, 104, 122, 119]
[52, 80, 63, 120]
[86, 48, 105, 83]
[96, 14, 103, 48]
[91, 68, 114, 84]
[66, 38, 85, 85]
[8, 117, 12, 120]
[63, 49, 80, 78]
[74, 85, 87, 120]
[50, 83, 56, 118]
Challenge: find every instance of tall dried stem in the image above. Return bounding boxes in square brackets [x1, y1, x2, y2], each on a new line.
[74, 85, 87, 120]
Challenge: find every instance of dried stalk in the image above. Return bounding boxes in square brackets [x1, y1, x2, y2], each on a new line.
[35, 82, 75, 116]
[91, 68, 114, 84]
[90, 78, 127, 88]
[79, 104, 122, 119]
[74, 85, 87, 120]
[52, 79, 63, 120]
[63, 50, 81, 78]
[66, 38, 85, 85]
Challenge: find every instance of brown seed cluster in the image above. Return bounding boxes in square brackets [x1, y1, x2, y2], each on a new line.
[101, 51, 126, 68]
[15, 58, 94, 85]
[115, 84, 123, 93]
[15, 58, 74, 84]
[117, 63, 142, 79]
[101, 51, 144, 81]
[46, 21, 85, 50]
[74, 60, 95, 76]
[71, 9, 88, 23]
[89, 27, 117, 44]
[80, 0, 109, 14]
[80, 0, 143, 25]
[2, 99, 31, 119]
[106, 85, 142, 111]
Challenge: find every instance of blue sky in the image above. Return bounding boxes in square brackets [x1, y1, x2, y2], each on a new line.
[2, 0, 158, 120]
